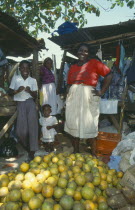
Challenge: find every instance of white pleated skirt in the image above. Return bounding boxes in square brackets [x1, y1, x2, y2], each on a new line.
[41, 83, 57, 115]
[64, 84, 100, 139]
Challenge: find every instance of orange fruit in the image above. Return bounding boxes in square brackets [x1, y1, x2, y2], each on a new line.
[34, 156, 42, 163]
[73, 202, 85, 210]
[66, 188, 75, 197]
[67, 181, 77, 190]
[117, 171, 123, 178]
[98, 202, 108, 210]
[22, 203, 30, 210]
[22, 180, 32, 189]
[41, 201, 54, 210]
[70, 154, 76, 161]
[53, 187, 64, 199]
[0, 187, 9, 197]
[75, 175, 86, 186]
[57, 178, 68, 188]
[21, 188, 35, 202]
[92, 194, 98, 202]
[100, 172, 107, 181]
[83, 164, 91, 172]
[42, 184, 54, 198]
[43, 155, 51, 163]
[57, 159, 65, 166]
[5, 201, 19, 210]
[46, 177, 57, 187]
[98, 196, 107, 203]
[60, 171, 69, 180]
[81, 186, 94, 200]
[28, 196, 42, 209]
[36, 173, 46, 183]
[50, 167, 59, 175]
[43, 170, 51, 179]
[32, 182, 43, 193]
[15, 173, 24, 181]
[29, 167, 41, 175]
[60, 195, 74, 210]
[68, 170, 73, 178]
[85, 182, 95, 189]
[84, 172, 93, 182]
[20, 162, 29, 172]
[36, 193, 44, 202]
[52, 156, 59, 163]
[8, 180, 22, 190]
[0, 178, 9, 187]
[58, 165, 67, 173]
[92, 176, 101, 186]
[75, 160, 83, 168]
[72, 166, 81, 174]
[65, 158, 73, 167]
[53, 204, 63, 210]
[73, 191, 82, 201]
[84, 200, 96, 210]
[9, 189, 21, 202]
[25, 172, 35, 180]
[99, 180, 108, 190]
[106, 174, 113, 184]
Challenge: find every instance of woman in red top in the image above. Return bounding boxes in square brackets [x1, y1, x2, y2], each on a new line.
[64, 44, 112, 154]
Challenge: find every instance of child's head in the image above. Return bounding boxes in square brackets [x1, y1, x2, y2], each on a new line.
[42, 104, 52, 117]
[19, 60, 31, 79]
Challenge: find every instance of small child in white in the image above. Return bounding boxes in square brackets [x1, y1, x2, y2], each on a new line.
[39, 104, 58, 152]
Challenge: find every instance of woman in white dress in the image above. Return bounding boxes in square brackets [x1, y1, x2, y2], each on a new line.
[40, 57, 57, 115]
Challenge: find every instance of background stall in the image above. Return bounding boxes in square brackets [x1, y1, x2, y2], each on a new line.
[0, 11, 45, 139]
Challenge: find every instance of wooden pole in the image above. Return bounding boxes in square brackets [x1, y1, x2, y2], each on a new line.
[32, 49, 39, 84]
[57, 50, 67, 94]
[0, 111, 17, 139]
[119, 79, 128, 135]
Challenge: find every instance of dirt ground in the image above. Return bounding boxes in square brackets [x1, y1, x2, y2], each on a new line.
[0, 132, 90, 174]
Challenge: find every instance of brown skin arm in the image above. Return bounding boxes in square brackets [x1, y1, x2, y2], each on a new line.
[25, 86, 37, 99]
[8, 86, 25, 96]
[92, 72, 113, 97]
[47, 124, 58, 130]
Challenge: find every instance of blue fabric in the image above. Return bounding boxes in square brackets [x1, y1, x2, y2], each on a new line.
[52, 21, 78, 35]
[119, 44, 125, 74]
[108, 155, 121, 171]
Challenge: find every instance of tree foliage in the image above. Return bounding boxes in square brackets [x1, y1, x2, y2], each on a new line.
[0, 0, 134, 37]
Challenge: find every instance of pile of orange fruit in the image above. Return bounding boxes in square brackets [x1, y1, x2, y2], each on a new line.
[0, 152, 124, 210]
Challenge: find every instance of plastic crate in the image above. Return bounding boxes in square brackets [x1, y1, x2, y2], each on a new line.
[95, 131, 121, 157]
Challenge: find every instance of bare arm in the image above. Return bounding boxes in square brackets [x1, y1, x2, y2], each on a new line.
[25, 86, 37, 99]
[93, 72, 113, 97]
[8, 86, 25, 96]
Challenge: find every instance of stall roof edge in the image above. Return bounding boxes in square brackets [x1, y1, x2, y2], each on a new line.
[0, 10, 45, 57]
[49, 19, 135, 59]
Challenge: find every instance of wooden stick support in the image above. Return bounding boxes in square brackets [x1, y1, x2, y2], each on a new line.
[0, 111, 17, 139]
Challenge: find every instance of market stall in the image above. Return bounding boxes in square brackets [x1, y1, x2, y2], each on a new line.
[0, 11, 45, 138]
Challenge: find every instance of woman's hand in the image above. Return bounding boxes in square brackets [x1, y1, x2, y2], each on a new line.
[92, 89, 103, 97]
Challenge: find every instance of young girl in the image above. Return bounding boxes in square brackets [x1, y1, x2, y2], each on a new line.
[39, 104, 58, 152]
[9, 60, 38, 160]
[40, 57, 57, 115]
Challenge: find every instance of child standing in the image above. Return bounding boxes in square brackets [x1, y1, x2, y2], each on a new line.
[9, 60, 38, 160]
[39, 104, 58, 152]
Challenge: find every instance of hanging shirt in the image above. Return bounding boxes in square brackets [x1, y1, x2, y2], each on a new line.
[67, 59, 111, 87]
[40, 66, 55, 84]
[9, 75, 38, 101]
